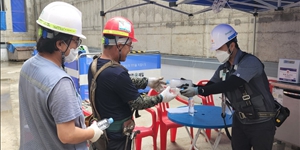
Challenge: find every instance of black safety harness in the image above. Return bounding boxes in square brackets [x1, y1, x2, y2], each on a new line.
[221, 52, 277, 140]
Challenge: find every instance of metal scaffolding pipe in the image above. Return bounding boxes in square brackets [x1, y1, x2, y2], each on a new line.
[101, 0, 104, 51]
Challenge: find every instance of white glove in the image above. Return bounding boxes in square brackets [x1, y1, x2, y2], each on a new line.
[148, 77, 166, 93]
[160, 86, 177, 103]
[87, 121, 103, 143]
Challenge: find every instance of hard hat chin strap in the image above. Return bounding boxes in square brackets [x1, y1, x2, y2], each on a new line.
[61, 37, 72, 70]
[115, 37, 129, 62]
[226, 45, 233, 61]
[61, 52, 66, 70]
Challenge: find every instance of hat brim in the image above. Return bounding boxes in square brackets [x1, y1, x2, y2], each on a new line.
[132, 38, 138, 42]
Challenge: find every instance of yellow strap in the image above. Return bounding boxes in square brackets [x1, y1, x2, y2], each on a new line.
[103, 29, 129, 37]
[37, 18, 77, 34]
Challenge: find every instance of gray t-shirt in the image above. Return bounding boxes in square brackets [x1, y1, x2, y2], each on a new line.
[20, 78, 87, 150]
[49, 78, 85, 125]
[210, 49, 275, 111]
[210, 49, 263, 83]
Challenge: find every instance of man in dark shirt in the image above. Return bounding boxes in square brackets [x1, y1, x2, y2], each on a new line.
[180, 24, 276, 150]
[88, 16, 177, 150]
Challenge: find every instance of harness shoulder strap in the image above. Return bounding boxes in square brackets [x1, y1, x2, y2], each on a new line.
[89, 57, 122, 144]
[90, 58, 120, 120]
[91, 55, 100, 76]
[221, 51, 249, 140]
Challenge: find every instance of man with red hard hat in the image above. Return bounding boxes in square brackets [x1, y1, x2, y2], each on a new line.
[87, 16, 177, 150]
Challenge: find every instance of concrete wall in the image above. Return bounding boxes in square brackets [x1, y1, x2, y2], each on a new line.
[2, 0, 299, 62]
[0, 0, 36, 42]
[100, 0, 300, 62]
[256, 9, 300, 61]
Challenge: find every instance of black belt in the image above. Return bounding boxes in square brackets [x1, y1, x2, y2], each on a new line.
[238, 111, 277, 119]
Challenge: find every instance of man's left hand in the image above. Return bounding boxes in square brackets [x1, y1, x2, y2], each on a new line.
[147, 77, 166, 92]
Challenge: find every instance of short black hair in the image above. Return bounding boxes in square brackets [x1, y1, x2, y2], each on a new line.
[36, 27, 72, 54]
[226, 37, 240, 49]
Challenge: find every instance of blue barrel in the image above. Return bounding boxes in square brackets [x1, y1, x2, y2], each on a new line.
[64, 60, 80, 94]
[78, 54, 92, 100]
[32, 49, 38, 56]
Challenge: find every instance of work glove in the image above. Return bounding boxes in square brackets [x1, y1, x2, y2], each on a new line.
[87, 121, 103, 143]
[160, 86, 177, 103]
[180, 85, 199, 97]
[147, 77, 166, 93]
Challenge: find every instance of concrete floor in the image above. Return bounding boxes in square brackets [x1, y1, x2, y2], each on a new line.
[0, 61, 297, 150]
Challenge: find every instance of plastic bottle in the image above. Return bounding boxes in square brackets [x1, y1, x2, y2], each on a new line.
[167, 79, 195, 116]
[167, 79, 193, 94]
[167, 79, 193, 89]
[188, 97, 195, 116]
[97, 118, 114, 130]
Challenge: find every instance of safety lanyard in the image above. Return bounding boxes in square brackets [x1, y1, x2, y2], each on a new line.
[221, 68, 228, 116]
[220, 52, 248, 140]
[220, 67, 232, 140]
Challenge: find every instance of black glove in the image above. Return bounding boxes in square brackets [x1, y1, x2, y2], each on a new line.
[180, 84, 199, 97]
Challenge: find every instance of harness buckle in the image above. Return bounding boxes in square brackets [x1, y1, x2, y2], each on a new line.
[238, 112, 247, 119]
[242, 95, 250, 100]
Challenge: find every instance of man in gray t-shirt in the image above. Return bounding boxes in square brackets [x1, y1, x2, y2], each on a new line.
[19, 2, 103, 150]
[180, 24, 276, 150]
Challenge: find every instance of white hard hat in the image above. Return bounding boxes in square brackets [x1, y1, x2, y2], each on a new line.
[36, 1, 86, 39]
[210, 24, 237, 51]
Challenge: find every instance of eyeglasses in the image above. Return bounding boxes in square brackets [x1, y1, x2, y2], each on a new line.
[125, 43, 133, 50]
[71, 38, 82, 47]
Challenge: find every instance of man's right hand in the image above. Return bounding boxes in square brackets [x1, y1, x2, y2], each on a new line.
[180, 85, 198, 97]
[88, 121, 103, 143]
[160, 86, 177, 103]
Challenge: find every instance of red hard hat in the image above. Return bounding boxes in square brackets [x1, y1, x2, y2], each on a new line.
[103, 16, 137, 42]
